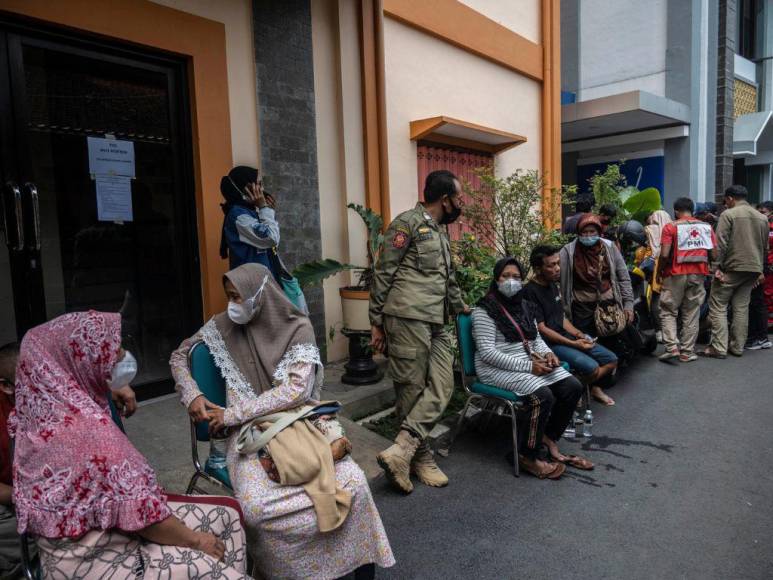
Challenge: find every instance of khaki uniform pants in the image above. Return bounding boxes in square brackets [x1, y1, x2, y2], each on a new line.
[384, 316, 454, 440]
[659, 274, 706, 355]
[709, 271, 759, 355]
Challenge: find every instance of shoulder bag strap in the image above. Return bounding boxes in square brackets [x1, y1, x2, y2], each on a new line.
[497, 304, 532, 357]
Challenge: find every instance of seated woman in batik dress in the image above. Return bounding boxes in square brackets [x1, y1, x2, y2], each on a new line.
[170, 263, 395, 580]
[10, 311, 249, 579]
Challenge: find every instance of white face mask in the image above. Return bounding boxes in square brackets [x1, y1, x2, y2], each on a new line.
[498, 278, 523, 298]
[109, 350, 137, 391]
[227, 276, 269, 325]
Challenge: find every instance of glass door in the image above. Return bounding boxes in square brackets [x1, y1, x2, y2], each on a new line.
[0, 20, 201, 399]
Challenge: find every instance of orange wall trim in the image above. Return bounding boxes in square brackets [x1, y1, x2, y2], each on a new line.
[540, 0, 562, 229]
[360, 0, 391, 224]
[1, 0, 234, 317]
[383, 0, 543, 82]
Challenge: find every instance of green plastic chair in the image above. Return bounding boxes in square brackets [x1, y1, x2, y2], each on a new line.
[450, 313, 528, 477]
[186, 341, 233, 493]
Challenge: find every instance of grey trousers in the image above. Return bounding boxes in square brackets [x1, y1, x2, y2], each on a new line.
[0, 504, 24, 580]
[709, 271, 760, 355]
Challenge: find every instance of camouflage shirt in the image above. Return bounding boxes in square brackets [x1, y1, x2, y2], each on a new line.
[369, 203, 465, 326]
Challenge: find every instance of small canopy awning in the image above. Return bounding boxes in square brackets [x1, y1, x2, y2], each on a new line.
[562, 90, 690, 143]
[410, 116, 526, 153]
[734, 111, 773, 164]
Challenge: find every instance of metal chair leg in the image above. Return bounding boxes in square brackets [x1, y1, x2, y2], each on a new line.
[507, 402, 520, 477]
[186, 472, 200, 495]
[21, 533, 36, 580]
[448, 395, 477, 451]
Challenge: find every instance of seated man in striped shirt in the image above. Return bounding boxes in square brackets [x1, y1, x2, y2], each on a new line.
[472, 257, 593, 479]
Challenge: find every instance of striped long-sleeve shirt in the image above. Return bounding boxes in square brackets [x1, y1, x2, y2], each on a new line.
[472, 307, 571, 396]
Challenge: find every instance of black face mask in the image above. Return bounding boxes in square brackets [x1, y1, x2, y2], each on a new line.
[440, 197, 462, 225]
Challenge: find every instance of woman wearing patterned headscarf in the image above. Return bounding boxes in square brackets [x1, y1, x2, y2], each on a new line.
[170, 263, 394, 580]
[10, 311, 249, 578]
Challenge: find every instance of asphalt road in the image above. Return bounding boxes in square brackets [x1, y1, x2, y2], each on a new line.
[370, 348, 773, 580]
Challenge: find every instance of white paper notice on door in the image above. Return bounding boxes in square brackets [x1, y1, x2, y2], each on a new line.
[87, 136, 135, 178]
[96, 175, 133, 222]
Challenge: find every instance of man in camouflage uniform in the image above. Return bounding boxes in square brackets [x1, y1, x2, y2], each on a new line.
[370, 170, 469, 494]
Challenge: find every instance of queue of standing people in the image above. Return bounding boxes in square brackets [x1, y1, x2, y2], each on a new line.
[0, 164, 771, 578]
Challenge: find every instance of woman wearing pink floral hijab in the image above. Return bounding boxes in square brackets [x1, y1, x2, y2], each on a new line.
[9, 311, 250, 578]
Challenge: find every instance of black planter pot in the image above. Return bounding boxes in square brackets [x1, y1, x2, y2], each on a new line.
[341, 329, 383, 385]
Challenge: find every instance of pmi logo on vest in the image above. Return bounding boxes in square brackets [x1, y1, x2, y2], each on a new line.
[677, 223, 713, 250]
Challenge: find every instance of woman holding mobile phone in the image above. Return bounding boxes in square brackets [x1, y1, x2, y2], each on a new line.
[219, 165, 281, 280]
[471, 257, 593, 479]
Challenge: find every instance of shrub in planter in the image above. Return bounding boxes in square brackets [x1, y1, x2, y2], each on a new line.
[293, 204, 383, 332]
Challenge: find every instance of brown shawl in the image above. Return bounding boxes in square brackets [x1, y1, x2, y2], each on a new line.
[573, 215, 611, 294]
[214, 263, 316, 394]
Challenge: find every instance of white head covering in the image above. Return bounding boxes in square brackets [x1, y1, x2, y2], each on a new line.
[645, 210, 673, 258]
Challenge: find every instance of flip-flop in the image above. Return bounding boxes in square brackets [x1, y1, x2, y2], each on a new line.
[518, 456, 565, 480]
[591, 392, 615, 406]
[557, 454, 594, 470]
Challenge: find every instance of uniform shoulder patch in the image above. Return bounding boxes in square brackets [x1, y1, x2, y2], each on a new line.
[392, 231, 409, 249]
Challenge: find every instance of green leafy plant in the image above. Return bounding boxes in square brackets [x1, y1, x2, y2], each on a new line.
[293, 203, 384, 290]
[623, 187, 662, 224]
[587, 163, 627, 225]
[577, 163, 662, 225]
[452, 234, 498, 305]
[461, 167, 572, 270]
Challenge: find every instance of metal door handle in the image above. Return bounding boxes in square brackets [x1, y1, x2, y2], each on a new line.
[24, 183, 41, 251]
[2, 182, 24, 251]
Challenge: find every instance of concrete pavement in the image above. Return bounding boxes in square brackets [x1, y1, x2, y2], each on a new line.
[125, 348, 772, 579]
[369, 348, 773, 580]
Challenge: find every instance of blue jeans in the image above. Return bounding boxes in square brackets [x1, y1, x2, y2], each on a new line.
[550, 343, 618, 377]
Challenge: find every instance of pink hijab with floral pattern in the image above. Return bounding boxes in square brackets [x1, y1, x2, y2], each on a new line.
[8, 311, 170, 538]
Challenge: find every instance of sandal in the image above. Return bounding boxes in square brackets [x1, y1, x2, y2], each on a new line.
[518, 456, 565, 479]
[557, 454, 594, 470]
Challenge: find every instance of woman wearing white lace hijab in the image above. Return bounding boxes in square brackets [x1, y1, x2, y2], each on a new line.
[170, 263, 394, 579]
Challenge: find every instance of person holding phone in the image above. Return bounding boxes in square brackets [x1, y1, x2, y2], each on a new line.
[472, 257, 593, 479]
[219, 165, 281, 281]
[524, 245, 618, 406]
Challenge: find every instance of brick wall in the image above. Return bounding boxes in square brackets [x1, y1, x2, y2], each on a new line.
[252, 0, 326, 351]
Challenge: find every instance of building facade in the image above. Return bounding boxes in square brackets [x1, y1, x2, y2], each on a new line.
[0, 0, 560, 397]
[561, 0, 773, 208]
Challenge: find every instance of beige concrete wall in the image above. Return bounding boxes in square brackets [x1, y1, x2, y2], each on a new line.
[150, 0, 260, 166]
[459, 0, 541, 44]
[383, 18, 542, 216]
[311, 0, 368, 361]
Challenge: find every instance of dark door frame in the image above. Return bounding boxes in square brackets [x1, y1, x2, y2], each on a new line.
[0, 15, 201, 399]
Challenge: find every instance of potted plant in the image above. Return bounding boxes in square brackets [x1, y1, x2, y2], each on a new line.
[293, 204, 385, 384]
[293, 203, 383, 331]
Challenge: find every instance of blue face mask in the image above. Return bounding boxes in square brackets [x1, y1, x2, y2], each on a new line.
[579, 235, 600, 247]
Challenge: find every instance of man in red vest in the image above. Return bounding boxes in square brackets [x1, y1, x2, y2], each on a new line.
[656, 198, 717, 362]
